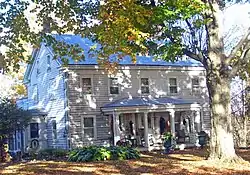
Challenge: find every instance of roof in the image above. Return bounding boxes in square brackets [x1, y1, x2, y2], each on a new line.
[55, 35, 203, 67]
[16, 98, 47, 116]
[102, 96, 199, 109]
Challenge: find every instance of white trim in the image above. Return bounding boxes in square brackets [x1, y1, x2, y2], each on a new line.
[168, 77, 178, 95]
[81, 115, 97, 140]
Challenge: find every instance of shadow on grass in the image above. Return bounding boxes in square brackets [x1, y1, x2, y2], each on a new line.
[1, 149, 250, 175]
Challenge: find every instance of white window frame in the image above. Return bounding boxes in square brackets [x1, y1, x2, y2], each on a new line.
[169, 77, 178, 95]
[192, 77, 200, 96]
[109, 77, 119, 95]
[140, 77, 150, 94]
[81, 115, 97, 140]
[81, 76, 93, 95]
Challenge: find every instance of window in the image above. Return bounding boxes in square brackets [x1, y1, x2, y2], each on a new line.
[192, 78, 200, 95]
[30, 123, 39, 138]
[48, 79, 56, 100]
[52, 120, 57, 140]
[36, 60, 40, 75]
[141, 78, 149, 94]
[169, 78, 178, 94]
[47, 55, 51, 71]
[109, 78, 119, 94]
[82, 116, 95, 139]
[82, 78, 92, 94]
[33, 85, 38, 102]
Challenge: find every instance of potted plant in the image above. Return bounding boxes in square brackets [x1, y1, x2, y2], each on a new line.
[163, 132, 173, 154]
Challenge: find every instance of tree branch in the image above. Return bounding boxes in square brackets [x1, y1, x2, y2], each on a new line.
[228, 27, 250, 60]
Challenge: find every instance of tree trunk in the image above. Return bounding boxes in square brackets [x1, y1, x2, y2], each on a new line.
[207, 77, 240, 161]
[205, 1, 241, 161]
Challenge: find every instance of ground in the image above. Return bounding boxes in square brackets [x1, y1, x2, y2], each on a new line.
[1, 149, 250, 175]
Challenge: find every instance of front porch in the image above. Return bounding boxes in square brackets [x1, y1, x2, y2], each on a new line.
[101, 97, 203, 150]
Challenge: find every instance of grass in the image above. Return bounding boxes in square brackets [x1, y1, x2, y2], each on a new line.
[1, 148, 250, 175]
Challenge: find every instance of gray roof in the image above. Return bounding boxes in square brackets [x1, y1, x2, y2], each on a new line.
[27, 108, 47, 116]
[102, 97, 198, 109]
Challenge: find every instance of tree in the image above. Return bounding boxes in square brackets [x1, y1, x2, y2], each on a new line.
[0, 98, 31, 162]
[1, 0, 250, 161]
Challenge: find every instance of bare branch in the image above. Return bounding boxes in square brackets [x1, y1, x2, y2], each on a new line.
[228, 27, 250, 60]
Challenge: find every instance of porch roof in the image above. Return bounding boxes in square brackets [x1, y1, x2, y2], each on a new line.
[27, 108, 47, 117]
[102, 97, 199, 109]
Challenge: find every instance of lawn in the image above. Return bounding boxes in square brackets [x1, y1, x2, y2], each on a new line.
[1, 149, 250, 175]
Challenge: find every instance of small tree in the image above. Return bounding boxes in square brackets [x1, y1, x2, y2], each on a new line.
[0, 98, 31, 162]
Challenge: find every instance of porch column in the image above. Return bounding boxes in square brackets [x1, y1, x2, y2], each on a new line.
[169, 110, 175, 137]
[194, 110, 201, 132]
[113, 112, 121, 146]
[143, 112, 149, 149]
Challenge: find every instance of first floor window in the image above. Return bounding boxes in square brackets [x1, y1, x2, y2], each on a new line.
[30, 123, 39, 138]
[169, 78, 178, 94]
[109, 78, 119, 94]
[141, 78, 149, 94]
[82, 116, 95, 139]
[52, 120, 57, 140]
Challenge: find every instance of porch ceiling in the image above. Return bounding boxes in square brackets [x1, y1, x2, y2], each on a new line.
[101, 97, 200, 113]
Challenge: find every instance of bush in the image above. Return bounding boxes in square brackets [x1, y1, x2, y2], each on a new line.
[68, 146, 140, 162]
[37, 148, 68, 160]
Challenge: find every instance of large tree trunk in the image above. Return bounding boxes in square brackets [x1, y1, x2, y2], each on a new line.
[207, 76, 239, 161]
[205, 1, 241, 161]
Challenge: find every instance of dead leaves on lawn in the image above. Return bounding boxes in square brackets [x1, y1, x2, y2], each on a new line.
[1, 149, 250, 175]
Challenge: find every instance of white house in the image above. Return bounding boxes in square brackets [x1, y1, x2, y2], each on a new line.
[14, 35, 211, 152]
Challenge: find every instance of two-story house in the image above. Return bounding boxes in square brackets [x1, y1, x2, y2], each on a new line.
[17, 35, 210, 152]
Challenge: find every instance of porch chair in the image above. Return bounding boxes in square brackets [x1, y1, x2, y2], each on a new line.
[176, 130, 190, 143]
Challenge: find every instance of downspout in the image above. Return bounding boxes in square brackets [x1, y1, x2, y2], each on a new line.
[62, 70, 70, 150]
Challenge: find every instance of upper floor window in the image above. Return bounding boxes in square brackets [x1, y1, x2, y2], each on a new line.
[30, 123, 39, 138]
[82, 78, 92, 94]
[82, 116, 96, 139]
[169, 78, 178, 94]
[47, 55, 51, 71]
[33, 85, 38, 102]
[192, 78, 200, 95]
[36, 60, 40, 75]
[109, 78, 119, 94]
[48, 79, 56, 100]
[141, 78, 149, 94]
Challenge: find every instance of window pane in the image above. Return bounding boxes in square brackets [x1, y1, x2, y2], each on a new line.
[170, 87, 177, 94]
[82, 78, 91, 86]
[83, 87, 92, 94]
[110, 78, 118, 85]
[110, 87, 119, 94]
[169, 78, 177, 85]
[30, 123, 39, 138]
[141, 87, 149, 94]
[83, 128, 94, 138]
[141, 78, 149, 86]
[84, 118, 94, 127]
[192, 78, 199, 86]
[47, 55, 51, 65]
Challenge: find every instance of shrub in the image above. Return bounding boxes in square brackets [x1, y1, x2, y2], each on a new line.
[68, 146, 140, 162]
[37, 148, 68, 160]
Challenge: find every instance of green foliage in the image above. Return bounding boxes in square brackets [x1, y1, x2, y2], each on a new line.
[37, 148, 68, 160]
[68, 146, 140, 162]
[0, 98, 31, 138]
[163, 132, 173, 141]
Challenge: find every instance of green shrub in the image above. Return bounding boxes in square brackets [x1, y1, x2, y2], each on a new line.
[37, 148, 68, 160]
[68, 146, 140, 162]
